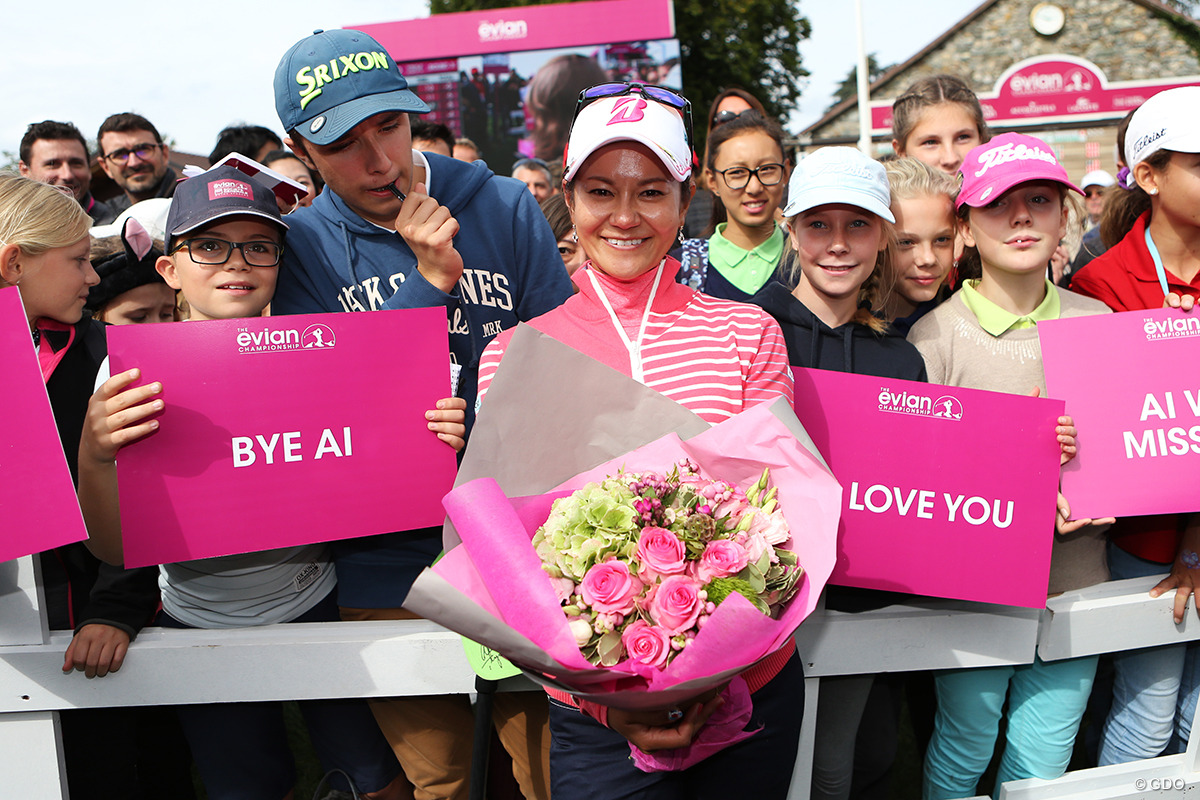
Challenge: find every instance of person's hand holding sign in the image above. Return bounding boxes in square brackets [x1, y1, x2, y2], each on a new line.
[1164, 293, 1196, 312]
[396, 182, 463, 294]
[1150, 516, 1200, 624]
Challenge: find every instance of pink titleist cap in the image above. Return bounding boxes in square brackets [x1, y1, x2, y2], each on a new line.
[956, 132, 1082, 209]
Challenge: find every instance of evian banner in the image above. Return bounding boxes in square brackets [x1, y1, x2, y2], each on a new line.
[1041, 308, 1200, 519]
[0, 287, 90, 562]
[870, 55, 1200, 134]
[791, 368, 1063, 608]
[356, 0, 674, 60]
[108, 308, 457, 568]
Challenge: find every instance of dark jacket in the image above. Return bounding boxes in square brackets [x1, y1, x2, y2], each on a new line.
[40, 318, 159, 636]
[751, 282, 928, 380]
[108, 167, 178, 215]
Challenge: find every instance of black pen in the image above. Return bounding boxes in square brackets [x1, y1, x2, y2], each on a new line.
[386, 183, 406, 202]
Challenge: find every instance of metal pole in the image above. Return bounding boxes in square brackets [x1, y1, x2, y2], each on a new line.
[854, 0, 872, 156]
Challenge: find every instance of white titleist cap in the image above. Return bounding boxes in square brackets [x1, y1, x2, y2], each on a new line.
[1125, 86, 1200, 170]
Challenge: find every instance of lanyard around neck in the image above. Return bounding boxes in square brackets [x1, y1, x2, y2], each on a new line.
[585, 259, 666, 384]
[1145, 226, 1171, 298]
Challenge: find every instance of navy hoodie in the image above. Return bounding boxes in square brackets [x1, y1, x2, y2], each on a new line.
[275, 152, 572, 607]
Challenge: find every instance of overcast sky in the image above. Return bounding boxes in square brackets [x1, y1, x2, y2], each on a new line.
[3, 0, 980, 160]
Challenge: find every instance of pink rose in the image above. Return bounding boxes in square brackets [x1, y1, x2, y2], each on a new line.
[636, 527, 687, 578]
[621, 620, 672, 668]
[580, 559, 642, 616]
[713, 496, 751, 520]
[697, 539, 751, 583]
[648, 575, 704, 635]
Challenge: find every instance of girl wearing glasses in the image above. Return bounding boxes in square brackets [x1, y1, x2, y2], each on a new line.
[676, 112, 791, 301]
[476, 83, 803, 799]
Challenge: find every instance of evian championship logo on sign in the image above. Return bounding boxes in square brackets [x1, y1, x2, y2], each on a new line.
[235, 323, 337, 353]
[1144, 315, 1200, 341]
[478, 17, 528, 42]
[878, 387, 963, 421]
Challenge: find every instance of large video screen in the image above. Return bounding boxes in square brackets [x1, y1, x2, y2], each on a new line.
[399, 39, 682, 176]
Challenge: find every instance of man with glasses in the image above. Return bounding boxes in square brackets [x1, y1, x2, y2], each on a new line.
[18, 120, 118, 225]
[96, 112, 177, 214]
[512, 157, 554, 201]
[272, 28, 570, 800]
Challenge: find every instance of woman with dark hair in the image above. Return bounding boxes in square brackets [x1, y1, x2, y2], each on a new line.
[685, 87, 771, 238]
[477, 82, 803, 800]
[676, 112, 790, 300]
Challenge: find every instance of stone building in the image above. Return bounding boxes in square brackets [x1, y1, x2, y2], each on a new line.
[801, 0, 1200, 180]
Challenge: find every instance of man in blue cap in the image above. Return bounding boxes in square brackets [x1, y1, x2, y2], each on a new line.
[273, 29, 568, 800]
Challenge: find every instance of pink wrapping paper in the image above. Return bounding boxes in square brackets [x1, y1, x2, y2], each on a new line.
[414, 399, 841, 709]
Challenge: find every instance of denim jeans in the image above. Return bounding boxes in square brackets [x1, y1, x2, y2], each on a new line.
[1099, 540, 1200, 764]
[923, 654, 1098, 800]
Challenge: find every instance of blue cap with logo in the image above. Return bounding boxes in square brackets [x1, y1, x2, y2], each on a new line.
[274, 29, 430, 146]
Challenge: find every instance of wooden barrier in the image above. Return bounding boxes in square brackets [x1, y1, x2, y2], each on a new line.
[3, 558, 1199, 799]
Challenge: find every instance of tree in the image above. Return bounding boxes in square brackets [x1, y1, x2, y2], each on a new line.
[428, 0, 810, 138]
[825, 53, 893, 114]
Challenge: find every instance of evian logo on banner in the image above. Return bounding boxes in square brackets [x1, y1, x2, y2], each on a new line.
[973, 142, 1057, 178]
[235, 323, 337, 353]
[1144, 315, 1200, 341]
[209, 179, 253, 201]
[878, 387, 963, 420]
[477, 18, 528, 41]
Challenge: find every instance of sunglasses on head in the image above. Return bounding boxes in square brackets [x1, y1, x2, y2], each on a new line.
[573, 81, 695, 155]
[712, 109, 751, 127]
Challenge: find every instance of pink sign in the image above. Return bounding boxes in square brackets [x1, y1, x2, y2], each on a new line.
[791, 368, 1063, 608]
[1041, 308, 1200, 519]
[108, 308, 457, 568]
[871, 55, 1200, 134]
[356, 0, 674, 61]
[0, 287, 89, 561]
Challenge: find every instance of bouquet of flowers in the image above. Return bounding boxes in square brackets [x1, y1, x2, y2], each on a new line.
[538, 461, 803, 674]
[404, 399, 840, 710]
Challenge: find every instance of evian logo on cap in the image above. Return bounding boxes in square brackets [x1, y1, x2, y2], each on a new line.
[973, 142, 1058, 177]
[209, 180, 253, 201]
[878, 387, 963, 420]
[310, 116, 326, 134]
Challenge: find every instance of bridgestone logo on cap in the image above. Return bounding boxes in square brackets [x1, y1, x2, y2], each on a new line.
[210, 180, 253, 201]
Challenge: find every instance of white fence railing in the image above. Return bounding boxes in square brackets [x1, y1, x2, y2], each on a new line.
[3, 555, 1198, 799]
